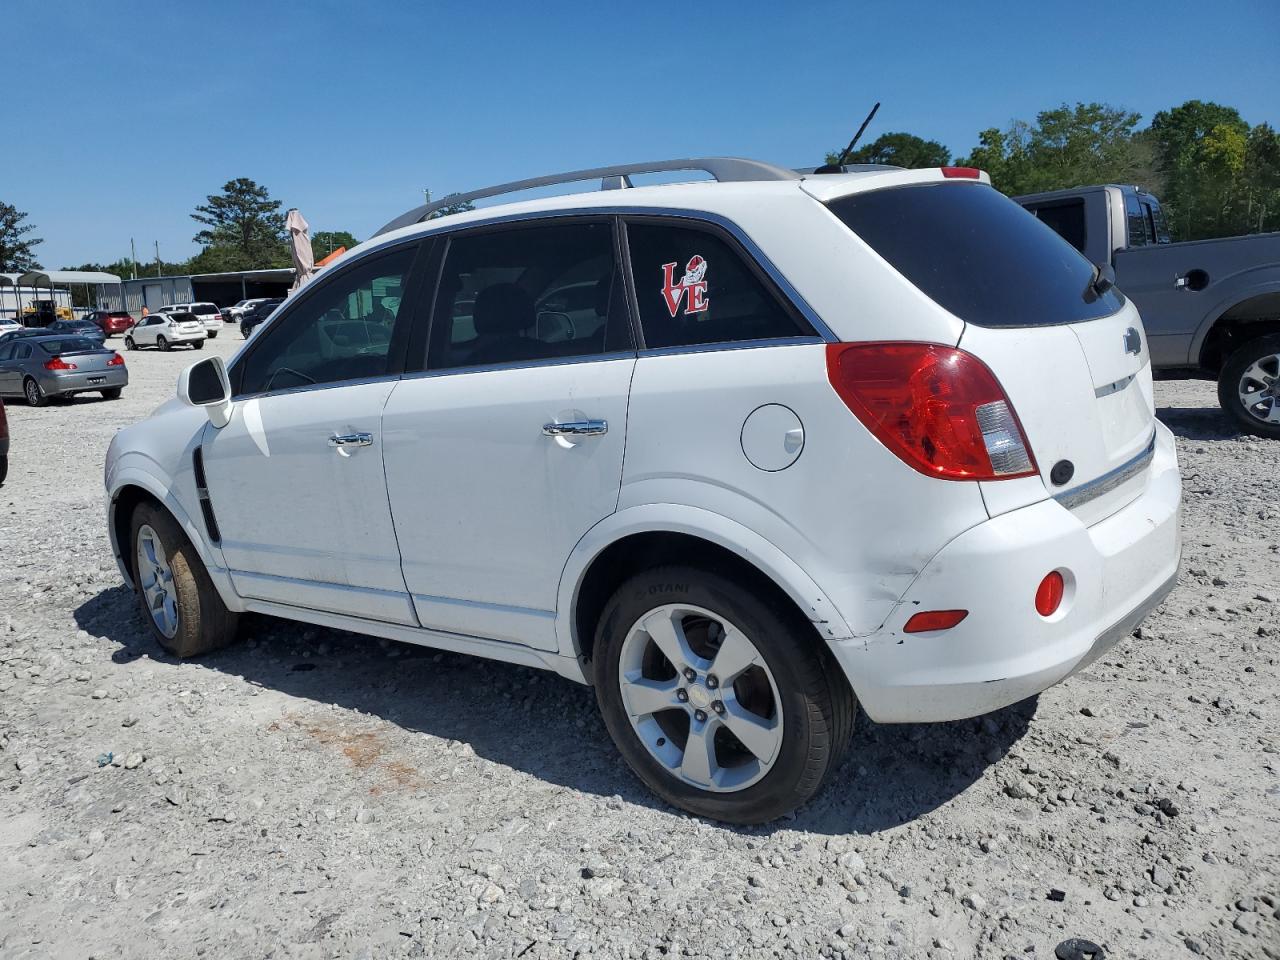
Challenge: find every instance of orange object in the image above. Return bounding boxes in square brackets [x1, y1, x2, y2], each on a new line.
[315, 246, 346, 267]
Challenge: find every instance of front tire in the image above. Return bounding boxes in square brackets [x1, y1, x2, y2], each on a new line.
[241, 324, 250, 339]
[1218, 333, 1280, 439]
[158, 335, 169, 352]
[124, 335, 135, 351]
[593, 566, 854, 824]
[23, 377, 46, 407]
[193, 340, 204, 350]
[206, 330, 217, 339]
[129, 502, 238, 658]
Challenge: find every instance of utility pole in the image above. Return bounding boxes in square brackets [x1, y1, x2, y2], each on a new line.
[130, 238, 138, 280]
[154, 241, 161, 277]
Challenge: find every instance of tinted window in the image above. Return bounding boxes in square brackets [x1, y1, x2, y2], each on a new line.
[0, 345, 11, 361]
[37, 337, 97, 353]
[427, 221, 630, 370]
[1027, 199, 1087, 253]
[625, 221, 808, 348]
[829, 183, 1124, 328]
[191, 304, 219, 315]
[238, 247, 414, 395]
[1143, 198, 1171, 244]
[1124, 191, 1150, 246]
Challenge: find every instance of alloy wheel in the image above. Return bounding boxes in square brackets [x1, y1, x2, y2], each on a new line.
[1237, 352, 1280, 425]
[618, 603, 783, 793]
[24, 379, 41, 406]
[135, 524, 179, 639]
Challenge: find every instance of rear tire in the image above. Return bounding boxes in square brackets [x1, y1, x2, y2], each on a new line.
[1218, 333, 1280, 439]
[129, 502, 239, 658]
[241, 324, 250, 339]
[124, 335, 135, 351]
[193, 340, 204, 350]
[101, 388, 122, 400]
[158, 335, 169, 352]
[23, 377, 46, 408]
[206, 330, 217, 339]
[593, 565, 854, 824]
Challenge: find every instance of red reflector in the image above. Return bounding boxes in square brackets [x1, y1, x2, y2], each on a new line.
[1035, 572, 1065, 617]
[941, 166, 981, 179]
[44, 356, 76, 371]
[826, 342, 1037, 481]
[107, 353, 125, 366]
[903, 610, 969, 633]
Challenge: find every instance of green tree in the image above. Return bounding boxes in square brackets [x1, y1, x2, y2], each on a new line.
[825, 132, 952, 169]
[311, 230, 359, 261]
[1151, 101, 1254, 239]
[957, 103, 1145, 196]
[1242, 123, 1280, 235]
[0, 200, 42, 271]
[191, 178, 289, 270]
[424, 188, 475, 220]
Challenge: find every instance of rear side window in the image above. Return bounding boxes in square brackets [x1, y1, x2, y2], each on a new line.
[1026, 199, 1086, 254]
[426, 220, 631, 371]
[1125, 191, 1152, 246]
[625, 221, 809, 349]
[829, 184, 1124, 328]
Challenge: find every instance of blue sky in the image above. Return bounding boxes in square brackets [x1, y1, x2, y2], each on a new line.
[6, 0, 1278, 269]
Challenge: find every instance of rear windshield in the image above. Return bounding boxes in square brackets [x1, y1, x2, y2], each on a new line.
[170, 312, 198, 322]
[828, 183, 1124, 327]
[191, 304, 219, 314]
[37, 337, 98, 354]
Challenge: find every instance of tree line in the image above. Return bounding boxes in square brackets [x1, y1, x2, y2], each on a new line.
[829, 98, 1280, 240]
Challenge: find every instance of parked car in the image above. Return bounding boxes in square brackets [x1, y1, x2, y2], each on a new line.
[160, 302, 222, 338]
[125, 312, 206, 351]
[0, 398, 7, 485]
[0, 327, 47, 348]
[46, 317, 107, 346]
[83, 309, 135, 337]
[219, 307, 235, 323]
[1014, 184, 1280, 437]
[227, 298, 268, 321]
[0, 334, 128, 405]
[239, 298, 284, 338]
[104, 157, 1182, 823]
[0, 317, 22, 337]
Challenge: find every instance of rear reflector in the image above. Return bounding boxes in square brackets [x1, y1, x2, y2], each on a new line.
[904, 610, 969, 633]
[941, 166, 981, 179]
[1035, 572, 1065, 617]
[826, 342, 1037, 480]
[44, 356, 77, 371]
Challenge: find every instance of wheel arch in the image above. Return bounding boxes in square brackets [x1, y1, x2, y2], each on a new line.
[107, 466, 217, 591]
[557, 505, 854, 671]
[1193, 278, 1280, 372]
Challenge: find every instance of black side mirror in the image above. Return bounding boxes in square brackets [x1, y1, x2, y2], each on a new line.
[1093, 263, 1116, 294]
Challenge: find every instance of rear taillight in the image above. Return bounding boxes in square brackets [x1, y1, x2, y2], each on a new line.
[107, 353, 125, 366]
[826, 342, 1037, 481]
[44, 356, 77, 371]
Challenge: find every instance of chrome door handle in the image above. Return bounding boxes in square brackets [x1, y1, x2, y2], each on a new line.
[542, 419, 608, 437]
[328, 432, 373, 448]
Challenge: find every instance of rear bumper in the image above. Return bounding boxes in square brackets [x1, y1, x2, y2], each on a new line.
[43, 368, 129, 395]
[832, 421, 1182, 723]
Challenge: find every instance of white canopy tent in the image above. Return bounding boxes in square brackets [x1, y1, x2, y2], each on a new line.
[2, 270, 123, 322]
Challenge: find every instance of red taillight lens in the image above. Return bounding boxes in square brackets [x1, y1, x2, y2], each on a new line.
[941, 166, 981, 179]
[1035, 572, 1065, 617]
[903, 610, 969, 633]
[44, 356, 76, 371]
[826, 342, 1037, 480]
[107, 353, 125, 366]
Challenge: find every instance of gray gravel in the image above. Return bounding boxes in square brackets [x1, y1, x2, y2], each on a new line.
[1, 333, 1277, 959]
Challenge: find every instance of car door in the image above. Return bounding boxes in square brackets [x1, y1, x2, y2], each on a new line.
[381, 219, 635, 650]
[201, 242, 426, 624]
[0, 343, 16, 394]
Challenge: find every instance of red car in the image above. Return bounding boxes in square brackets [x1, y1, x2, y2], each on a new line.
[84, 310, 135, 337]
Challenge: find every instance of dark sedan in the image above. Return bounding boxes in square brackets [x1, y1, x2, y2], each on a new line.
[46, 318, 108, 346]
[0, 335, 128, 406]
[240, 298, 285, 338]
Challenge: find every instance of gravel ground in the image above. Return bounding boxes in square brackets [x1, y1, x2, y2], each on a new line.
[0, 330, 1277, 960]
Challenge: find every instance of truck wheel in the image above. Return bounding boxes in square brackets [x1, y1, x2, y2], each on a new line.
[129, 502, 239, 658]
[1218, 333, 1280, 439]
[593, 565, 854, 824]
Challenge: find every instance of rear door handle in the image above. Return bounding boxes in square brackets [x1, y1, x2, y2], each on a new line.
[542, 419, 608, 437]
[329, 432, 373, 448]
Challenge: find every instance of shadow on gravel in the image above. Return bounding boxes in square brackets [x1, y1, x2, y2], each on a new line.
[76, 584, 1033, 836]
[1156, 405, 1242, 441]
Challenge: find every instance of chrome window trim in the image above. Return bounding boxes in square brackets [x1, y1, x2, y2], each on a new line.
[362, 205, 837, 343]
[1053, 432, 1156, 511]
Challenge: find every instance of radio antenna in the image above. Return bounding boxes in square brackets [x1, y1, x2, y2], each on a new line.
[835, 101, 881, 166]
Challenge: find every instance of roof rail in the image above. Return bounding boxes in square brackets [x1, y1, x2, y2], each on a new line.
[374, 157, 801, 236]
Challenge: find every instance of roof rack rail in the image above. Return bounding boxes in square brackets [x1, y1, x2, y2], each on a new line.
[374, 157, 801, 236]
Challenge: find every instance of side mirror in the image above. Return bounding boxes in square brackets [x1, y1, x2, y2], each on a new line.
[176, 356, 234, 428]
[1093, 263, 1116, 294]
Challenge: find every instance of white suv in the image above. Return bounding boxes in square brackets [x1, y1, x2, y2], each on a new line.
[160, 302, 222, 338]
[124, 311, 207, 351]
[103, 158, 1182, 823]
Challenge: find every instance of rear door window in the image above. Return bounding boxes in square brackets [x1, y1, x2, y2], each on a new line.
[1026, 199, 1087, 253]
[624, 220, 810, 349]
[1124, 191, 1151, 246]
[829, 183, 1124, 328]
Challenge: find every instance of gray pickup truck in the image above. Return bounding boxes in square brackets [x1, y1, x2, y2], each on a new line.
[1015, 184, 1280, 437]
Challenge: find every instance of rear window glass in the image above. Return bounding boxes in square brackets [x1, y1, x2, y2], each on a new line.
[191, 304, 219, 314]
[37, 337, 97, 353]
[828, 183, 1124, 328]
[170, 312, 198, 322]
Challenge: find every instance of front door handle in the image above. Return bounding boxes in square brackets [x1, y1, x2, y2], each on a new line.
[329, 432, 373, 448]
[542, 419, 608, 438]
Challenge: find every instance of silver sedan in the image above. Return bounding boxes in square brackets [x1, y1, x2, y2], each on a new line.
[0, 334, 129, 406]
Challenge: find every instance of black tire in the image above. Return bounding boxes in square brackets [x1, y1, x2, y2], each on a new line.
[101, 387, 122, 400]
[1218, 333, 1280, 439]
[193, 340, 204, 350]
[124, 335, 135, 351]
[206, 330, 217, 339]
[593, 565, 854, 824]
[23, 377, 46, 408]
[158, 335, 169, 352]
[128, 502, 239, 658]
[240, 324, 250, 339]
